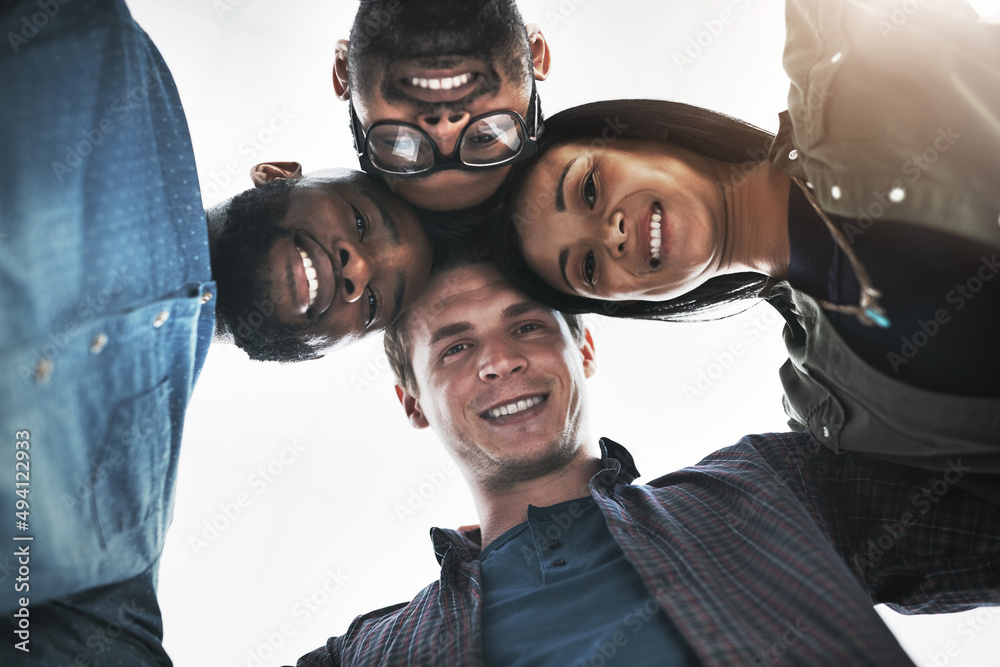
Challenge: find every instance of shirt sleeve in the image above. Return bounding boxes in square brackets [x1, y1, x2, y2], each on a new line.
[749, 431, 1000, 613]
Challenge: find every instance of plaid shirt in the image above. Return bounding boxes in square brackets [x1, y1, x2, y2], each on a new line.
[296, 432, 1000, 666]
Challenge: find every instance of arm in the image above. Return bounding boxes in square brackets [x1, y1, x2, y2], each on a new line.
[751, 431, 1000, 613]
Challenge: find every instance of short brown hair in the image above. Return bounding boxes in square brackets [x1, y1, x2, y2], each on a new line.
[383, 260, 585, 396]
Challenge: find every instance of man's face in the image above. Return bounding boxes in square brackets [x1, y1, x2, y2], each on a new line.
[343, 0, 546, 211]
[399, 263, 595, 487]
[229, 169, 434, 356]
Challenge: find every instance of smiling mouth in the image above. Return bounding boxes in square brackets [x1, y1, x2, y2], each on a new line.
[396, 64, 482, 102]
[406, 72, 473, 91]
[481, 394, 547, 420]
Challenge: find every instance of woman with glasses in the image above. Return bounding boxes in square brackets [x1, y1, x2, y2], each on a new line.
[486, 0, 1000, 502]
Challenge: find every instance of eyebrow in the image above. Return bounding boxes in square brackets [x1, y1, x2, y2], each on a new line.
[429, 321, 474, 347]
[555, 158, 576, 213]
[557, 247, 574, 291]
[372, 194, 400, 244]
[390, 271, 405, 323]
[502, 301, 550, 321]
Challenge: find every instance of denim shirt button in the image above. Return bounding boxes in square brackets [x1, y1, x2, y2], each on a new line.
[822, 426, 830, 438]
[89, 333, 108, 355]
[153, 310, 170, 328]
[598, 470, 618, 487]
[200, 291, 213, 304]
[34, 358, 54, 383]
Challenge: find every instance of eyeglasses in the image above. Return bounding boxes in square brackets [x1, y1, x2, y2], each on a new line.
[350, 85, 540, 179]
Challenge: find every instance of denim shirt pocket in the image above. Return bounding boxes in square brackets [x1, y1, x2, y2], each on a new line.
[95, 374, 173, 544]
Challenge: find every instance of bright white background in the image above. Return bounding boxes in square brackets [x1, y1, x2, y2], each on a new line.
[122, 1, 1000, 665]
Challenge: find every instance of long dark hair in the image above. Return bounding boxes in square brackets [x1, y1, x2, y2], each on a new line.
[487, 99, 775, 321]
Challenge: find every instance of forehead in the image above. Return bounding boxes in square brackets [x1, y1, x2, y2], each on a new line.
[405, 264, 554, 344]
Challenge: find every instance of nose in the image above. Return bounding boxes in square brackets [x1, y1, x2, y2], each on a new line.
[416, 110, 471, 157]
[604, 211, 627, 257]
[335, 242, 373, 303]
[478, 338, 527, 382]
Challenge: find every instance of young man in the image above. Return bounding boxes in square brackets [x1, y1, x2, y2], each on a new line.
[333, 0, 551, 211]
[208, 161, 433, 362]
[0, 1, 213, 663]
[295, 259, 998, 665]
[0, 5, 429, 664]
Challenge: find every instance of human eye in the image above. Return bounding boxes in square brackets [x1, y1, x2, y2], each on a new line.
[582, 172, 597, 209]
[514, 322, 541, 335]
[364, 285, 378, 327]
[351, 204, 369, 241]
[443, 342, 469, 357]
[582, 251, 596, 286]
[467, 131, 499, 146]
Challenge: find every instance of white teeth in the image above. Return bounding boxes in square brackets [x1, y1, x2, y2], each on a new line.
[410, 73, 473, 89]
[486, 396, 544, 419]
[649, 206, 664, 263]
[299, 249, 318, 306]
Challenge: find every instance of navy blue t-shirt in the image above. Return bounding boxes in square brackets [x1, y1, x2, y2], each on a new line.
[786, 185, 999, 396]
[480, 497, 699, 666]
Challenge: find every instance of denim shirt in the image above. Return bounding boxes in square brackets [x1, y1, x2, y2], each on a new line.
[0, 0, 214, 612]
[762, 0, 1000, 501]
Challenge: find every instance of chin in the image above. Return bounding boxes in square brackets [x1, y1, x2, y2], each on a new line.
[387, 168, 510, 211]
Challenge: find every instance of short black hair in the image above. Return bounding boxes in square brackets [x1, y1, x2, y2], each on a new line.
[208, 179, 322, 362]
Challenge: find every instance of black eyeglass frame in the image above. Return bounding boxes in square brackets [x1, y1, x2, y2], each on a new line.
[349, 84, 540, 179]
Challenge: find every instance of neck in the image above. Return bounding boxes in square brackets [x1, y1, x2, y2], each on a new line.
[715, 160, 791, 280]
[469, 446, 603, 549]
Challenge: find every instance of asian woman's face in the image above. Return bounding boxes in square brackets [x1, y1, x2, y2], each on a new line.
[512, 138, 728, 302]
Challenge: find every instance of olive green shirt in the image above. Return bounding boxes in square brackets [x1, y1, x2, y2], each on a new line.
[763, 0, 1000, 502]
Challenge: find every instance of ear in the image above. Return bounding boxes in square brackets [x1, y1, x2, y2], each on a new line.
[250, 161, 303, 188]
[525, 24, 551, 81]
[580, 328, 596, 379]
[395, 384, 430, 430]
[333, 39, 351, 101]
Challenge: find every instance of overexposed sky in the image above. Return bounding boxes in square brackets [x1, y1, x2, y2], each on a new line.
[120, 1, 1000, 665]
